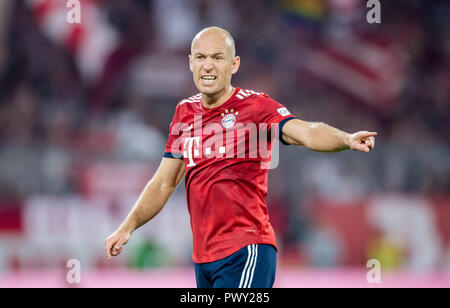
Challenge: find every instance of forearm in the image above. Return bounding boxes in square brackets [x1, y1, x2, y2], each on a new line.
[117, 179, 176, 234]
[305, 122, 350, 152]
[282, 119, 350, 152]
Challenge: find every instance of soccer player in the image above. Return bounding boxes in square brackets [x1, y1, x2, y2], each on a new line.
[105, 27, 376, 288]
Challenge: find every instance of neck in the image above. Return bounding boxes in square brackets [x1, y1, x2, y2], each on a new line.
[202, 85, 235, 109]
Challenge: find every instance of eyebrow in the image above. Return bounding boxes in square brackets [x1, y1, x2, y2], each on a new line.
[194, 52, 226, 57]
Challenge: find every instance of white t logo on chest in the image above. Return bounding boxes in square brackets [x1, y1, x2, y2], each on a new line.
[183, 137, 200, 167]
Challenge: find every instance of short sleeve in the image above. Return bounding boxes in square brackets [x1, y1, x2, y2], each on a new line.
[254, 95, 296, 145]
[163, 106, 186, 159]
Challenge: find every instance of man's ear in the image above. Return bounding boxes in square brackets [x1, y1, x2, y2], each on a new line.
[189, 55, 193, 72]
[231, 56, 240, 75]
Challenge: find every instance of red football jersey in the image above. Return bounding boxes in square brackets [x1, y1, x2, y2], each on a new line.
[164, 87, 296, 263]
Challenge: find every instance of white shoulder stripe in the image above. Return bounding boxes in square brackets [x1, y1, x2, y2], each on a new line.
[236, 89, 265, 100]
[178, 99, 200, 106]
[245, 89, 264, 95]
[178, 100, 193, 106]
[178, 93, 202, 106]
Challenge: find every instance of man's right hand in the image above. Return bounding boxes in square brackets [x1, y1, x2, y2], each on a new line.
[103, 158, 185, 262]
[104, 230, 131, 261]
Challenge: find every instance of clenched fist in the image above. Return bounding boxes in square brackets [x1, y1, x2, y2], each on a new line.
[104, 230, 131, 261]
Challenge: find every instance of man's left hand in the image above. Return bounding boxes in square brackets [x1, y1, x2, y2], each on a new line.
[346, 131, 377, 152]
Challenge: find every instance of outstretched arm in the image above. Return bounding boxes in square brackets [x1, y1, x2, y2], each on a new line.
[104, 157, 185, 260]
[281, 119, 376, 152]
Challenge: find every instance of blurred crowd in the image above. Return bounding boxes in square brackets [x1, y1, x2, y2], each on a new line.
[0, 0, 449, 269]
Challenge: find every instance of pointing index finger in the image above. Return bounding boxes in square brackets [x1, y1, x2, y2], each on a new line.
[361, 131, 377, 138]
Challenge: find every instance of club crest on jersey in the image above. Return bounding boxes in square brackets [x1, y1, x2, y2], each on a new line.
[221, 109, 238, 129]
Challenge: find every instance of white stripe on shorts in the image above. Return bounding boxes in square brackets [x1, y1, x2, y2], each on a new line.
[247, 244, 258, 288]
[239, 245, 253, 288]
[239, 244, 258, 288]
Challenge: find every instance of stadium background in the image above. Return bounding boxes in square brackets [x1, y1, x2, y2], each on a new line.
[0, 0, 449, 287]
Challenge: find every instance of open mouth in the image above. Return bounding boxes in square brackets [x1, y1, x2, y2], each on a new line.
[201, 75, 217, 83]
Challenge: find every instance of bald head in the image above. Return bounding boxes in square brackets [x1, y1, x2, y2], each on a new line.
[191, 27, 236, 60]
[189, 26, 240, 99]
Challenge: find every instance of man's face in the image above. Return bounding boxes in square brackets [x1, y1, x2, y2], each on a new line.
[189, 32, 240, 96]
